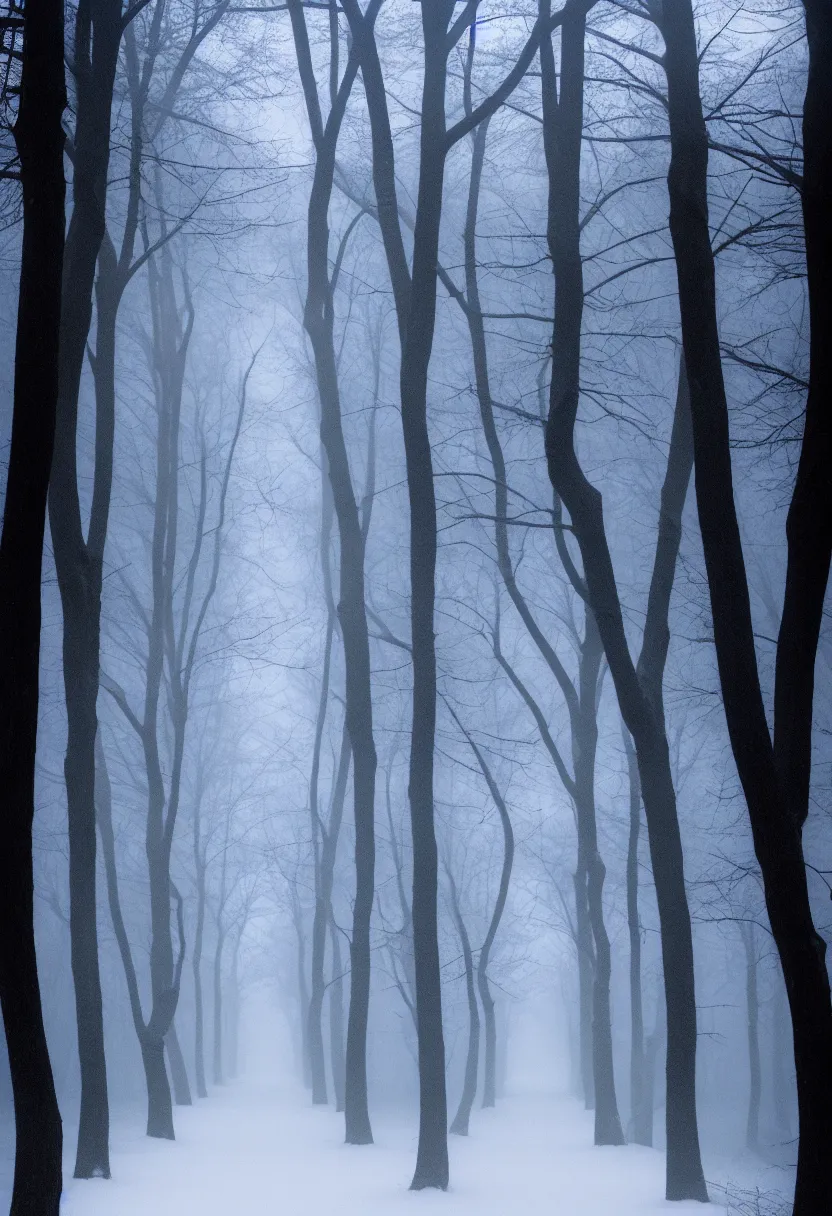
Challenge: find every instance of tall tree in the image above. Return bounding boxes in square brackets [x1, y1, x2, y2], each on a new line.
[287, 0, 380, 1141]
[48, 0, 136, 1178]
[0, 1, 66, 1210]
[657, 0, 832, 1207]
[540, 0, 706, 1195]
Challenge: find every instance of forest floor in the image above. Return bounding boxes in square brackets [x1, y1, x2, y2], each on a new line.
[18, 1079, 788, 1216]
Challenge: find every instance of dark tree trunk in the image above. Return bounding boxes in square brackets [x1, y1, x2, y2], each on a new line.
[166, 1022, 192, 1106]
[541, 4, 705, 1196]
[399, 10, 455, 1187]
[659, 0, 832, 1208]
[740, 923, 761, 1152]
[575, 616, 624, 1145]
[48, 0, 123, 1178]
[447, 872, 480, 1137]
[624, 729, 650, 1146]
[141, 1036, 174, 1140]
[329, 913, 346, 1113]
[288, 0, 378, 1139]
[460, 67, 617, 1136]
[0, 4, 66, 1211]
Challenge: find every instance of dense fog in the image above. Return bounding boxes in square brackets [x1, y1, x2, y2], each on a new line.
[0, 1, 828, 1214]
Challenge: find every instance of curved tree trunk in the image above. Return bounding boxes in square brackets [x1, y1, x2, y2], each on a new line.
[288, 0, 379, 1139]
[659, 0, 832, 1207]
[541, 5, 705, 1196]
[47, 0, 125, 1178]
[0, 8, 66, 1209]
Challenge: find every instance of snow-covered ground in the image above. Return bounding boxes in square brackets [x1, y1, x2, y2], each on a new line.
[0, 1001, 793, 1213]
[55, 1082, 717, 1216]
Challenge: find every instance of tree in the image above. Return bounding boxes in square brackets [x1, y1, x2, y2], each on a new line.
[0, 0, 66, 1209]
[657, 0, 832, 1205]
[540, 0, 706, 1194]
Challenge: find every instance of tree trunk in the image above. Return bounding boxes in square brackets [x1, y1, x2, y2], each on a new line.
[574, 861, 595, 1109]
[213, 929, 225, 1086]
[166, 1022, 192, 1106]
[289, 0, 378, 1137]
[193, 852, 208, 1097]
[575, 616, 624, 1145]
[307, 727, 350, 1106]
[141, 1035, 174, 1140]
[0, 4, 66, 1210]
[329, 913, 346, 1113]
[401, 20, 451, 1183]
[541, 5, 705, 1196]
[48, 0, 123, 1178]
[659, 0, 832, 1207]
[292, 896, 311, 1087]
[624, 728, 650, 1145]
[740, 923, 761, 1152]
[447, 874, 480, 1136]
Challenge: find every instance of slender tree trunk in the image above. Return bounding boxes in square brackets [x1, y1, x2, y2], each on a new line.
[447, 873, 480, 1136]
[575, 616, 624, 1145]
[193, 853, 208, 1097]
[213, 929, 226, 1086]
[289, 1, 378, 1137]
[624, 728, 650, 1145]
[307, 726, 350, 1106]
[574, 861, 595, 1109]
[447, 712, 514, 1115]
[48, 0, 124, 1178]
[166, 1022, 192, 1106]
[400, 14, 451, 1187]
[0, 6, 66, 1210]
[329, 913, 346, 1113]
[541, 5, 705, 1195]
[659, 0, 832, 1208]
[460, 79, 618, 1134]
[739, 923, 761, 1152]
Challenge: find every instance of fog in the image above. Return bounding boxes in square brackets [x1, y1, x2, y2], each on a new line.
[0, 1, 827, 1214]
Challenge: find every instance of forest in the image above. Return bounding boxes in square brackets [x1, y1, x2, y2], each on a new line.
[0, 0, 829, 1214]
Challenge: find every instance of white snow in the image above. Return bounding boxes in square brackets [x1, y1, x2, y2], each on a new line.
[50, 1082, 725, 1216]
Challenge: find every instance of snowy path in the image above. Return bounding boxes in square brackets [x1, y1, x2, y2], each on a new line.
[55, 1082, 726, 1216]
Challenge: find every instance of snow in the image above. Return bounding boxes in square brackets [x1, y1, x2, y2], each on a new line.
[49, 1081, 725, 1216]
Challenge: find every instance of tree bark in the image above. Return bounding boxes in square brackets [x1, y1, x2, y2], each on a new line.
[541, 3, 706, 1195]
[659, 0, 832, 1207]
[166, 1022, 193, 1106]
[329, 912, 346, 1112]
[288, 0, 379, 1139]
[624, 728, 650, 1146]
[47, 0, 126, 1178]
[446, 871, 480, 1136]
[0, 5, 66, 1209]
